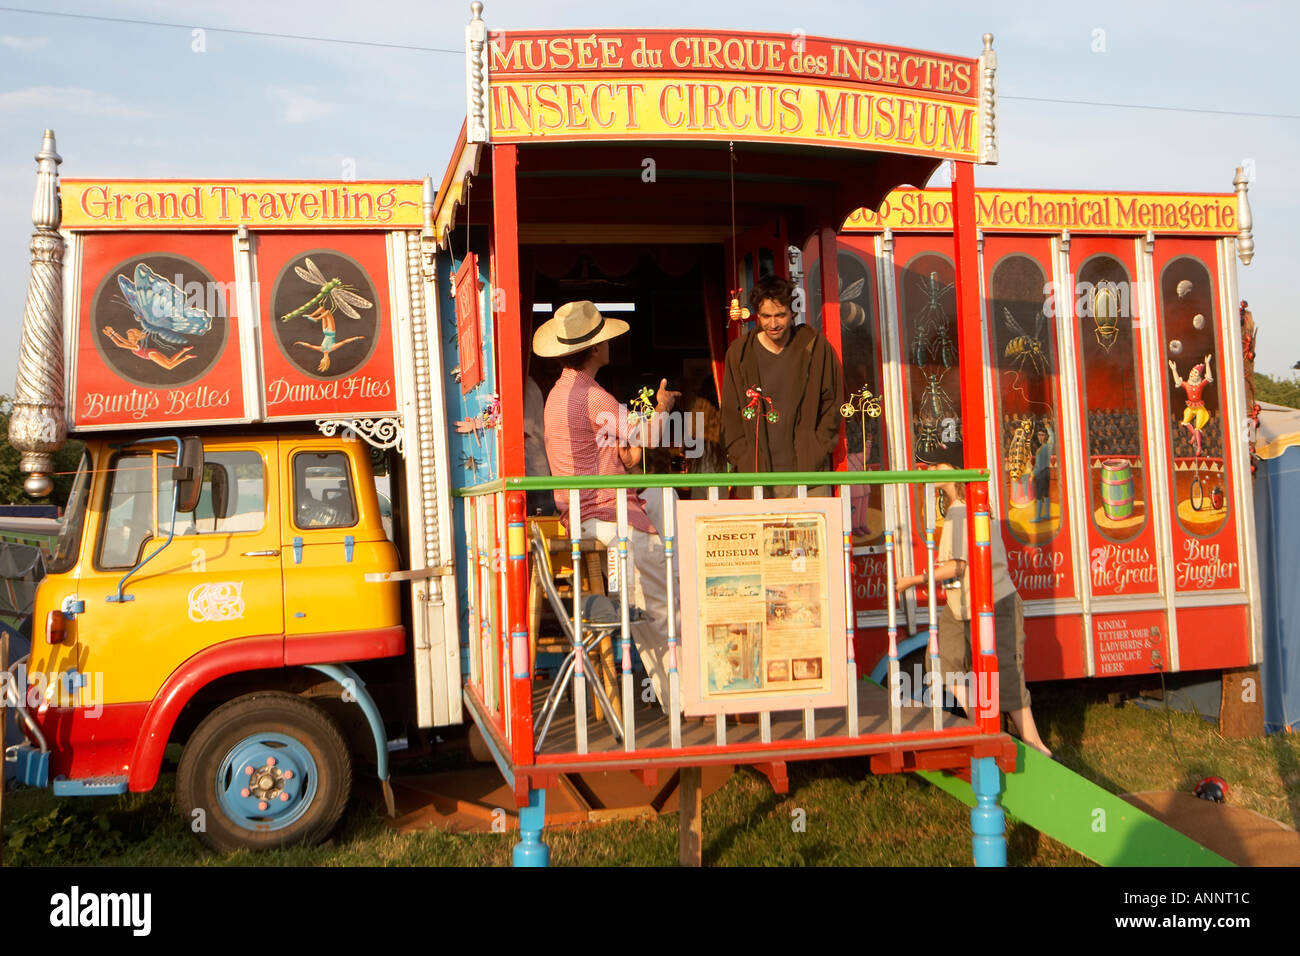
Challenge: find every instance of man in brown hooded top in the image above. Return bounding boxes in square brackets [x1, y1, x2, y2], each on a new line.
[720, 275, 844, 495]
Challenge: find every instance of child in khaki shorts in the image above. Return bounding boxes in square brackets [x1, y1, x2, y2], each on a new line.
[894, 468, 1051, 758]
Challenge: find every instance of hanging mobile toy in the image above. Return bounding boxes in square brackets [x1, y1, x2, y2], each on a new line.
[627, 385, 657, 474]
[742, 385, 778, 474]
[455, 392, 501, 460]
[728, 290, 751, 324]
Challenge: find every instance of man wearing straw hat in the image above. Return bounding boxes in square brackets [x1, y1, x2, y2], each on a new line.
[534, 300, 681, 713]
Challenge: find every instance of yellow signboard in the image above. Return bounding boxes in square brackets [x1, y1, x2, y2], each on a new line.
[61, 180, 424, 230]
[844, 188, 1238, 234]
[490, 78, 978, 159]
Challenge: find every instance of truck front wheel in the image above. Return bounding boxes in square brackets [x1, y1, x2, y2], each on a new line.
[177, 692, 352, 853]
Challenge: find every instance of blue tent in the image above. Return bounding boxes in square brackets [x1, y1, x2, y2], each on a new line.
[1254, 401, 1300, 733]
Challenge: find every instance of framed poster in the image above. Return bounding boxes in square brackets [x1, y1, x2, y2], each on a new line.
[678, 497, 847, 716]
[454, 253, 483, 394]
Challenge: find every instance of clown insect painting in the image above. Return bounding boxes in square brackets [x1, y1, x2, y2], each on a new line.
[271, 251, 380, 379]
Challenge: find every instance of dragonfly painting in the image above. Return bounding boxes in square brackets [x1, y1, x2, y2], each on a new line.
[282, 256, 374, 373]
[102, 263, 214, 372]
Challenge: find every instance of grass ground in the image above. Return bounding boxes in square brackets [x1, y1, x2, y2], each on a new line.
[5, 682, 1298, 867]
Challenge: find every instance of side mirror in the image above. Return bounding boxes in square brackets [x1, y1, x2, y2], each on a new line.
[174, 437, 204, 513]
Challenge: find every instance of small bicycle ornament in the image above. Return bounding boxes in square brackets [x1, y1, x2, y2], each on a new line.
[627, 386, 657, 473]
[742, 386, 778, 423]
[840, 384, 882, 463]
[839, 385, 882, 422]
[741, 385, 778, 473]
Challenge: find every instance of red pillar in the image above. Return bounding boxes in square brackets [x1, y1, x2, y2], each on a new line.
[506, 491, 534, 765]
[951, 161, 1000, 735]
[490, 145, 534, 762]
[492, 143, 525, 479]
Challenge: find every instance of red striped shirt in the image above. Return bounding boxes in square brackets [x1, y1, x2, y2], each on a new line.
[543, 368, 655, 534]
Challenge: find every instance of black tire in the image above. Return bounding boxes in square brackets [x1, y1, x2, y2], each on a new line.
[176, 692, 351, 853]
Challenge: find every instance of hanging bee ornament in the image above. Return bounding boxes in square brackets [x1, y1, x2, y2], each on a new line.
[728, 290, 751, 324]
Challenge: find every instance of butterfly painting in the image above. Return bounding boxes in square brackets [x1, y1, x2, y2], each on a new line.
[117, 263, 213, 345]
[101, 263, 215, 373]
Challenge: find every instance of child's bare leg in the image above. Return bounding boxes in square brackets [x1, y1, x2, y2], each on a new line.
[1007, 706, 1052, 757]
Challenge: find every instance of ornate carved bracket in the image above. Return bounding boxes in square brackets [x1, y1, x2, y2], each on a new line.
[315, 417, 405, 456]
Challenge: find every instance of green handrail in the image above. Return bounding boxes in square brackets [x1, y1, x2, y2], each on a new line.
[454, 469, 990, 497]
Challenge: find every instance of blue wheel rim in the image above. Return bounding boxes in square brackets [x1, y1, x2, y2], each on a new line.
[215, 732, 319, 832]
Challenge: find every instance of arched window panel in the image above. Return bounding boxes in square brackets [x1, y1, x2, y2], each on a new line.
[983, 237, 1077, 604]
[892, 237, 960, 613]
[898, 250, 961, 468]
[1159, 255, 1229, 541]
[813, 243, 887, 549]
[988, 252, 1062, 546]
[1069, 241, 1161, 599]
[1077, 254, 1150, 544]
[1153, 246, 1242, 603]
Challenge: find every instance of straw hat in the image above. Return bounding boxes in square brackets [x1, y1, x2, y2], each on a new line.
[532, 300, 629, 358]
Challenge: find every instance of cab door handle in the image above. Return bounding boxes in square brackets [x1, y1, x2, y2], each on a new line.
[242, 549, 280, 557]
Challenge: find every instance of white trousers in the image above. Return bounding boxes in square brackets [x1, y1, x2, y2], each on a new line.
[580, 518, 681, 714]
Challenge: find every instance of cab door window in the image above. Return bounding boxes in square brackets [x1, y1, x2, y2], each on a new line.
[157, 451, 266, 536]
[97, 453, 155, 569]
[292, 452, 357, 529]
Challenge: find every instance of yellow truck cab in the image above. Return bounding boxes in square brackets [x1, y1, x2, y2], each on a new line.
[18, 431, 403, 849]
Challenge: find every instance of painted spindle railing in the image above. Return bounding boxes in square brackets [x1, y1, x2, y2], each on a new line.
[455, 468, 991, 764]
[569, 489, 587, 754]
[841, 486, 859, 737]
[924, 486, 944, 731]
[883, 482, 902, 735]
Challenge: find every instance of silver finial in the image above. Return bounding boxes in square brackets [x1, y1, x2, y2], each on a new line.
[1233, 167, 1254, 266]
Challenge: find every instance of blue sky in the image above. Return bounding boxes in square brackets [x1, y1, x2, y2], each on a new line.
[2, 0, 1296, 391]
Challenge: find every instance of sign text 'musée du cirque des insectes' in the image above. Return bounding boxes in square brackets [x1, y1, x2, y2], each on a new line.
[486, 30, 981, 160]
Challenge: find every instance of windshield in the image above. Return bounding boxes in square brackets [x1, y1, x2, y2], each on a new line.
[47, 450, 90, 575]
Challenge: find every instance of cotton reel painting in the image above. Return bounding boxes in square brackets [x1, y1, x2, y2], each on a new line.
[988, 252, 1062, 547]
[1076, 254, 1149, 544]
